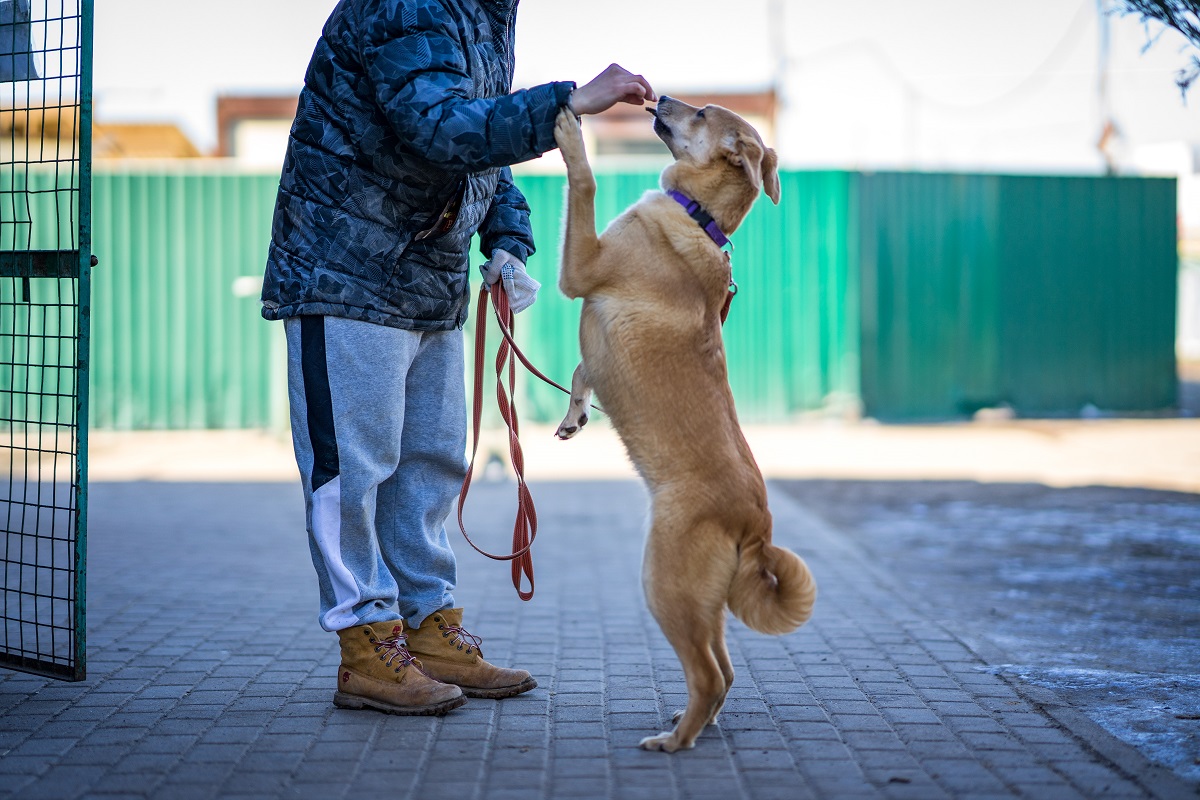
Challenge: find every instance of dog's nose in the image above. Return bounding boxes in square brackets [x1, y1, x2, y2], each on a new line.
[649, 95, 674, 117]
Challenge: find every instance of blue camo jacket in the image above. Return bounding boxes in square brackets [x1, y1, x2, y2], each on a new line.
[260, 0, 574, 330]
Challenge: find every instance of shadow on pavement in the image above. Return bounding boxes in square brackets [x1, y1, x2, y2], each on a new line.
[777, 478, 1200, 784]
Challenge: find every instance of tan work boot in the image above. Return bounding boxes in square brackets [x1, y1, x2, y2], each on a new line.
[334, 620, 466, 716]
[404, 608, 537, 699]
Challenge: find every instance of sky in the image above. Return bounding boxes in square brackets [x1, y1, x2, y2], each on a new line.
[93, 0, 1198, 175]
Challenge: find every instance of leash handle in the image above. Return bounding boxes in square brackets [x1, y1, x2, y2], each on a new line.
[457, 284, 536, 600]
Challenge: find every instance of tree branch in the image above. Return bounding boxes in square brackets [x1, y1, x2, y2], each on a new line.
[1110, 0, 1200, 96]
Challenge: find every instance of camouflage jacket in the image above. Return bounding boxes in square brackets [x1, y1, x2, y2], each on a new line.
[261, 0, 574, 330]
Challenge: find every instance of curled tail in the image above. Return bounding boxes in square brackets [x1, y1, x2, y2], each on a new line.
[728, 539, 817, 635]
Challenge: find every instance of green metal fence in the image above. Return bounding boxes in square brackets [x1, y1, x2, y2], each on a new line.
[858, 172, 1178, 419]
[89, 168, 280, 429]
[0, 0, 92, 681]
[81, 166, 1177, 429]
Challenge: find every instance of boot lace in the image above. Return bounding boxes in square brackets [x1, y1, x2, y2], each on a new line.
[438, 620, 483, 655]
[370, 629, 418, 671]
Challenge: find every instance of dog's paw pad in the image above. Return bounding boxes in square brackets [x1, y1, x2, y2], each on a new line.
[639, 732, 690, 753]
[556, 424, 578, 440]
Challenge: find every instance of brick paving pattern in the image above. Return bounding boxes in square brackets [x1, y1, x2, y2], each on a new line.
[0, 479, 1194, 799]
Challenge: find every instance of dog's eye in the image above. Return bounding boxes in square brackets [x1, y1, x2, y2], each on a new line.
[697, 108, 706, 118]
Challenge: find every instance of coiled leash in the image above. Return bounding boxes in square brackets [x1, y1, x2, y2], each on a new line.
[457, 281, 573, 601]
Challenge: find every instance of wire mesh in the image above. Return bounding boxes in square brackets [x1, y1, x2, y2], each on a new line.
[0, 0, 89, 681]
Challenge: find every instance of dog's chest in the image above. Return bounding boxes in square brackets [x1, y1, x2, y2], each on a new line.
[580, 293, 727, 386]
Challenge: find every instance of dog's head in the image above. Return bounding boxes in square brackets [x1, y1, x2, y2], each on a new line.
[649, 96, 780, 230]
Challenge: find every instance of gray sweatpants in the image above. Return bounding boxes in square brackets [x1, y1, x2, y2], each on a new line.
[285, 315, 467, 632]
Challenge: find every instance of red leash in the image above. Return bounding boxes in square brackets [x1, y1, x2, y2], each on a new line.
[457, 283, 542, 600]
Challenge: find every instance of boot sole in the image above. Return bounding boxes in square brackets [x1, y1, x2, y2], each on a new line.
[333, 691, 466, 716]
[461, 675, 538, 700]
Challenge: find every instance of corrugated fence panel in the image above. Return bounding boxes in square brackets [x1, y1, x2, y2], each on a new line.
[90, 167, 281, 429]
[721, 171, 858, 422]
[0, 168, 82, 429]
[859, 172, 1005, 419]
[997, 175, 1177, 414]
[84, 167, 1175, 429]
[859, 172, 1176, 420]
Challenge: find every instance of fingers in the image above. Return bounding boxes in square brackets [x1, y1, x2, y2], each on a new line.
[627, 70, 656, 103]
[616, 81, 648, 105]
[479, 259, 501, 286]
[480, 249, 523, 287]
[574, 64, 656, 115]
[602, 63, 655, 103]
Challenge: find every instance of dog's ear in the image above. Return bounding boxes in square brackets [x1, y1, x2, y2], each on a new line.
[726, 135, 780, 204]
[762, 147, 780, 205]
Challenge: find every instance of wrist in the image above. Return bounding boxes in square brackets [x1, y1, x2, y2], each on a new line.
[566, 84, 583, 119]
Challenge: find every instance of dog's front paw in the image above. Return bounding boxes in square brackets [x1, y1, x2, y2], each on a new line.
[554, 108, 584, 158]
[555, 410, 588, 440]
[639, 732, 690, 753]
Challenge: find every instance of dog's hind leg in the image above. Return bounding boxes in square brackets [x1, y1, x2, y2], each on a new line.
[640, 522, 737, 752]
[556, 362, 593, 440]
[711, 622, 736, 724]
[670, 620, 734, 729]
[553, 110, 602, 299]
[641, 603, 727, 752]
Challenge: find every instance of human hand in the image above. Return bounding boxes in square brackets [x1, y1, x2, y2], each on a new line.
[479, 249, 517, 287]
[480, 249, 540, 313]
[569, 63, 656, 116]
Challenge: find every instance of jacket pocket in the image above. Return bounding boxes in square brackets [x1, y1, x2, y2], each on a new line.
[413, 178, 467, 242]
[437, 170, 499, 245]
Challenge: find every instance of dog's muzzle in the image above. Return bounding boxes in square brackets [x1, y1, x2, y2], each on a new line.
[650, 106, 672, 139]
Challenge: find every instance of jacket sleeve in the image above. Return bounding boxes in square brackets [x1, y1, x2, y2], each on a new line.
[478, 168, 535, 263]
[360, 4, 574, 172]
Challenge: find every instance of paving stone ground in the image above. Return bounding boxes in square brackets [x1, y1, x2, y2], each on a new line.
[0, 477, 1195, 799]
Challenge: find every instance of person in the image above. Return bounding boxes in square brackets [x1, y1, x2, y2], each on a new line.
[259, 0, 655, 716]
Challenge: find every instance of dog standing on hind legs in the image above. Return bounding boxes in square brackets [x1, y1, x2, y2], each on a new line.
[552, 100, 818, 752]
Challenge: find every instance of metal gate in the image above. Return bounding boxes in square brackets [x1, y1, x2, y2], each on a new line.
[0, 0, 92, 681]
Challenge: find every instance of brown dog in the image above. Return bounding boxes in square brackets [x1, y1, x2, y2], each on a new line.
[552, 97, 817, 752]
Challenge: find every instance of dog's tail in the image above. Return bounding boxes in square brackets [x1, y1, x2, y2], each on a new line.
[728, 538, 816, 635]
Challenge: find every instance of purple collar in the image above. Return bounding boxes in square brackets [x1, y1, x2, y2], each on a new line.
[667, 190, 731, 248]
